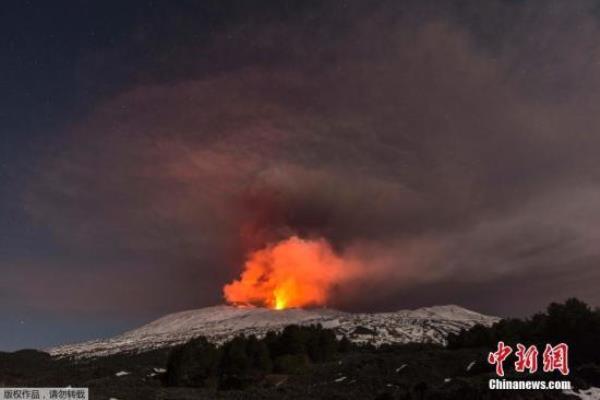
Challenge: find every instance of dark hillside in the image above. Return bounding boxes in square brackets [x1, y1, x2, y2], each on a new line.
[1, 300, 597, 399]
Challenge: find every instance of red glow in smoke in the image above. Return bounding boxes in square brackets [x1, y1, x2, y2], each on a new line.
[224, 236, 355, 310]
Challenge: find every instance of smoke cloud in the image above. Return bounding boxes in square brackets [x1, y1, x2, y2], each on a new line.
[24, 0, 600, 316]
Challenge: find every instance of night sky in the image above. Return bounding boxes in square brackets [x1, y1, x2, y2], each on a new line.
[3, 0, 600, 351]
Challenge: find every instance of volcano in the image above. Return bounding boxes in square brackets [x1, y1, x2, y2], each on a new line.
[48, 305, 499, 358]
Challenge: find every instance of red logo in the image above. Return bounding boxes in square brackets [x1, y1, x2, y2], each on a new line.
[487, 342, 569, 376]
[487, 341, 513, 376]
[542, 343, 569, 375]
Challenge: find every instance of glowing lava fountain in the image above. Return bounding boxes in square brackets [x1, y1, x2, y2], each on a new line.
[224, 236, 356, 310]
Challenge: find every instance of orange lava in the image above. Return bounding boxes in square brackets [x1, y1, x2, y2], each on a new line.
[224, 236, 352, 310]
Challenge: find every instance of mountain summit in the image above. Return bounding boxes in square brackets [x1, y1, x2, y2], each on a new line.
[48, 305, 499, 358]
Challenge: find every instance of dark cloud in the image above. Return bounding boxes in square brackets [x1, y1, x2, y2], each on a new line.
[22, 0, 600, 317]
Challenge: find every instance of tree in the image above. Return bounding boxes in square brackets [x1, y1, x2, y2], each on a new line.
[168, 325, 347, 389]
[278, 325, 308, 356]
[220, 336, 251, 376]
[447, 298, 600, 367]
[166, 337, 221, 387]
[246, 335, 272, 372]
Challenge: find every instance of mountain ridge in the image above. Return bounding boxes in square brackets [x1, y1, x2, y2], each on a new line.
[48, 304, 499, 358]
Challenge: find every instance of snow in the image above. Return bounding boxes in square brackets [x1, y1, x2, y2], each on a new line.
[115, 371, 130, 377]
[152, 367, 166, 374]
[395, 364, 407, 373]
[335, 376, 347, 383]
[564, 387, 600, 400]
[466, 361, 476, 371]
[444, 378, 452, 383]
[48, 304, 499, 358]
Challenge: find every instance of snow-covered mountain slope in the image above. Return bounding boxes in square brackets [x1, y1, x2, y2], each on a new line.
[48, 305, 499, 358]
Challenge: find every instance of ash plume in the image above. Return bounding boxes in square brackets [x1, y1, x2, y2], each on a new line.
[24, 0, 600, 316]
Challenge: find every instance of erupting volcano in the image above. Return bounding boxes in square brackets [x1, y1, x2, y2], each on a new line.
[224, 236, 357, 310]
